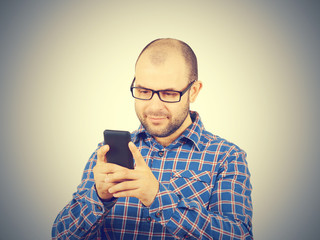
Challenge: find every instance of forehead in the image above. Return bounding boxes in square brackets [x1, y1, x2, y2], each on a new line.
[135, 51, 188, 90]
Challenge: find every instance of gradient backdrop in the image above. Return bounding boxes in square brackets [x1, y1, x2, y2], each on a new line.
[0, 1, 319, 239]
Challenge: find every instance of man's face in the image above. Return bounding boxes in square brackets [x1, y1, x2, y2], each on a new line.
[134, 51, 191, 138]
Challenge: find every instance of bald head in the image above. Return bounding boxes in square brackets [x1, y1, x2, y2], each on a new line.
[136, 38, 198, 82]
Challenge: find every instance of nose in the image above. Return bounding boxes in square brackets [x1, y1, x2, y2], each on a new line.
[148, 92, 165, 109]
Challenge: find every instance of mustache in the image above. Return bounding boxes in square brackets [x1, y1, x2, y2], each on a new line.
[144, 111, 169, 117]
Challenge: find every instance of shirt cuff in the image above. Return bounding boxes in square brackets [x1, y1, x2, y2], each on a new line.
[101, 197, 118, 209]
[92, 184, 118, 211]
[148, 182, 180, 225]
[67, 186, 109, 236]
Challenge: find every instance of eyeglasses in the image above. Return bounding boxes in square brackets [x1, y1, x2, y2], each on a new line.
[130, 78, 196, 103]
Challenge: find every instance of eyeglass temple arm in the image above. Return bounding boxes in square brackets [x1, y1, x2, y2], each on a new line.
[130, 77, 136, 89]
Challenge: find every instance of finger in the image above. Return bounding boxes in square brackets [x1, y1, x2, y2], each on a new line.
[128, 142, 146, 168]
[112, 190, 136, 199]
[97, 145, 110, 163]
[105, 169, 139, 183]
[95, 181, 117, 199]
[108, 180, 139, 194]
[105, 162, 129, 174]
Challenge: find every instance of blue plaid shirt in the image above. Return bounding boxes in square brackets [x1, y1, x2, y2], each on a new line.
[52, 111, 253, 239]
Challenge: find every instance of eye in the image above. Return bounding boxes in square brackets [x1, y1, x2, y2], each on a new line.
[162, 91, 179, 97]
[138, 89, 150, 94]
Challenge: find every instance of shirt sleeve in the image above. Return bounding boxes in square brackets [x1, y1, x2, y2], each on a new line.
[147, 147, 253, 240]
[51, 144, 117, 240]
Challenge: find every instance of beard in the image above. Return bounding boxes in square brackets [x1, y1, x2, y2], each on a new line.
[136, 102, 190, 138]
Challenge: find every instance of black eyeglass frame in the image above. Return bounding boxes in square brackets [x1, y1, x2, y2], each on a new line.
[130, 78, 196, 103]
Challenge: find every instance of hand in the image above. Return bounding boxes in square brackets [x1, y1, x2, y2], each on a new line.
[106, 142, 159, 207]
[93, 145, 117, 201]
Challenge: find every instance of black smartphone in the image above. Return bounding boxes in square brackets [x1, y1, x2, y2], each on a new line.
[103, 129, 134, 169]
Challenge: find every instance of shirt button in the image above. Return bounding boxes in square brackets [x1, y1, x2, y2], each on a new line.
[96, 206, 102, 211]
[155, 211, 162, 217]
[146, 216, 151, 222]
[158, 151, 164, 157]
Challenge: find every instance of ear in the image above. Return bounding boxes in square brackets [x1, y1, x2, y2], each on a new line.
[189, 80, 202, 103]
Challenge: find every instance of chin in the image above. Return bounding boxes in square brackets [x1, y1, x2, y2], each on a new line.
[147, 127, 168, 137]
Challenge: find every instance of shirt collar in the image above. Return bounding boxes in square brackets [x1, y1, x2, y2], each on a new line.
[179, 111, 203, 151]
[131, 111, 204, 151]
[131, 124, 148, 143]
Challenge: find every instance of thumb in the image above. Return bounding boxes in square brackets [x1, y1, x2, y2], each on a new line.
[128, 142, 146, 168]
[97, 144, 110, 163]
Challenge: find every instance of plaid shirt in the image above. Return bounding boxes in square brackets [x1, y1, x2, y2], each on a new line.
[52, 111, 253, 239]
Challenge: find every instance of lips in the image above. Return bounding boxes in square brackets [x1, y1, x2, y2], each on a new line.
[147, 116, 167, 124]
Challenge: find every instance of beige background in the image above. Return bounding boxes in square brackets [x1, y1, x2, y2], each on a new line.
[0, 1, 319, 239]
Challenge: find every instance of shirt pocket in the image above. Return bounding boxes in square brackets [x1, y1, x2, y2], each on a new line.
[169, 170, 212, 207]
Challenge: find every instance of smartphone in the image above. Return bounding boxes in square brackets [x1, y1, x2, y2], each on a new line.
[103, 129, 134, 169]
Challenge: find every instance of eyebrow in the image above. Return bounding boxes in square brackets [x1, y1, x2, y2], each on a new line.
[135, 84, 178, 91]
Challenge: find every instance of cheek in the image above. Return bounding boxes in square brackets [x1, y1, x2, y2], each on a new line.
[135, 101, 146, 115]
[134, 101, 141, 113]
[165, 104, 182, 117]
[172, 101, 189, 117]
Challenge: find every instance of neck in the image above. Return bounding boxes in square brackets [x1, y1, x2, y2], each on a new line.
[154, 113, 192, 147]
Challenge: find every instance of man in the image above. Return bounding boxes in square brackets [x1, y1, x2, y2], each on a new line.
[52, 38, 253, 239]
